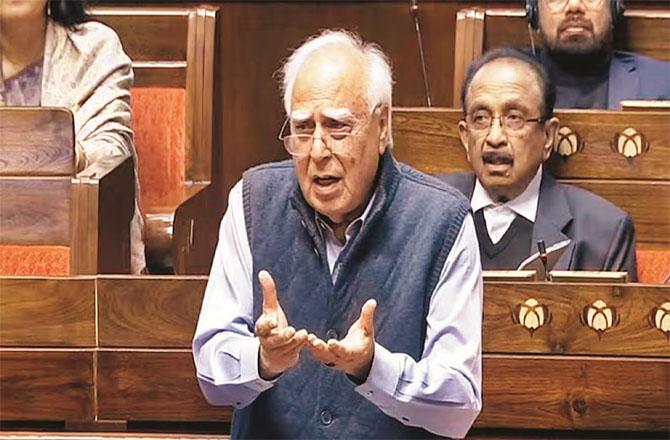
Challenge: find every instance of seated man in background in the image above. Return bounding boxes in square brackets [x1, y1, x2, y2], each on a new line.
[527, 0, 670, 108]
[193, 30, 482, 438]
[440, 48, 638, 279]
[0, 0, 145, 272]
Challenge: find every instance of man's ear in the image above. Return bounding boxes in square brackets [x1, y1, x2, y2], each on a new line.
[458, 120, 472, 162]
[377, 105, 389, 155]
[542, 116, 559, 161]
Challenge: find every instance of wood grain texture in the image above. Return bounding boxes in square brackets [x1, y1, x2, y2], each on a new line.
[546, 111, 670, 181]
[0, 278, 95, 347]
[96, 349, 232, 421]
[0, 178, 71, 245]
[392, 108, 670, 245]
[0, 108, 74, 176]
[0, 350, 94, 421]
[483, 283, 670, 356]
[95, 156, 135, 274]
[132, 65, 186, 88]
[91, 11, 189, 62]
[97, 276, 207, 347]
[173, 184, 226, 275]
[476, 355, 670, 431]
[393, 108, 670, 180]
[483, 9, 670, 61]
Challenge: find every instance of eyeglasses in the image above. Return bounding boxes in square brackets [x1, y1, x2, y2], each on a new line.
[544, 0, 605, 12]
[466, 110, 545, 134]
[277, 105, 381, 157]
[277, 118, 356, 157]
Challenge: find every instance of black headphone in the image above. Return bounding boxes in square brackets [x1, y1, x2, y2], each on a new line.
[525, 0, 625, 30]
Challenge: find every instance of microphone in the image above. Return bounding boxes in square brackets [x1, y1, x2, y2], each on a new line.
[537, 240, 551, 281]
[527, 23, 537, 57]
[410, 0, 432, 106]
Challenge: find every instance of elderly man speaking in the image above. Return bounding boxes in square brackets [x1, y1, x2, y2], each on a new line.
[193, 30, 482, 439]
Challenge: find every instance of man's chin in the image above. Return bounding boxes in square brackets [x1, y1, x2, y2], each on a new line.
[552, 38, 603, 56]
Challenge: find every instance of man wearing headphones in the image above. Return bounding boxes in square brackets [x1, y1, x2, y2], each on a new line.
[526, 0, 670, 109]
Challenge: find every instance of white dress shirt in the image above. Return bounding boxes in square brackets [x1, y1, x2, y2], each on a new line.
[193, 179, 483, 439]
[471, 166, 543, 244]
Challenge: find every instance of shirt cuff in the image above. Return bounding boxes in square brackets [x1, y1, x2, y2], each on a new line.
[354, 343, 401, 407]
[239, 336, 279, 393]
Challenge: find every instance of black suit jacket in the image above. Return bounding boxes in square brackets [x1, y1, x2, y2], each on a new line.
[438, 171, 638, 281]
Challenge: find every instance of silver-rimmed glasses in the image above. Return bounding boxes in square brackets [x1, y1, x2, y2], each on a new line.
[466, 110, 545, 134]
[277, 117, 357, 157]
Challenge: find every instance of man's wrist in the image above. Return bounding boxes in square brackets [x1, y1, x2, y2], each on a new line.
[258, 349, 283, 381]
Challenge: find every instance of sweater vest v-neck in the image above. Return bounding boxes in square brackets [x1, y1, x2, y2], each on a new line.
[473, 209, 533, 270]
[233, 151, 469, 439]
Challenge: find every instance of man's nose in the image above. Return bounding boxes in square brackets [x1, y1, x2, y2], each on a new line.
[485, 118, 508, 148]
[564, 0, 586, 14]
[309, 128, 332, 160]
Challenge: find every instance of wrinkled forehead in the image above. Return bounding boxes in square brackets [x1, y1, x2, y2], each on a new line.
[466, 59, 544, 112]
[290, 44, 369, 117]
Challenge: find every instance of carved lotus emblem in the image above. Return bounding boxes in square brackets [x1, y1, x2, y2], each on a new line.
[581, 300, 619, 337]
[512, 298, 551, 335]
[611, 127, 649, 158]
[554, 126, 583, 157]
[648, 302, 670, 339]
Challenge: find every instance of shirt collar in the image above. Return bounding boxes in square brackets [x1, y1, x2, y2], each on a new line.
[471, 165, 543, 223]
[315, 192, 377, 244]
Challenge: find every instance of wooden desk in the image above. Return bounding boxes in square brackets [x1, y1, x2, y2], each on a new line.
[1, 276, 668, 435]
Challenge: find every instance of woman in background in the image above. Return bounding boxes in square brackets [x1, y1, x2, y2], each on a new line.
[0, 0, 145, 273]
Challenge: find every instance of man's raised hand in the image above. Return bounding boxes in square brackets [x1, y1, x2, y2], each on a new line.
[307, 299, 377, 381]
[255, 270, 308, 380]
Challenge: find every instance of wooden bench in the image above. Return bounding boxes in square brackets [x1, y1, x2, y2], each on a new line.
[392, 107, 670, 283]
[90, 6, 219, 273]
[0, 108, 134, 275]
[453, 8, 670, 106]
[1, 275, 668, 436]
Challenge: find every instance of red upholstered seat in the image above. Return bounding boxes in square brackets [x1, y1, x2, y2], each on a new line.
[0, 245, 70, 276]
[131, 88, 186, 211]
[636, 249, 670, 284]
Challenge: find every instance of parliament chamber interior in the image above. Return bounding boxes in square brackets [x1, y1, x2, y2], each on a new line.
[0, 0, 668, 439]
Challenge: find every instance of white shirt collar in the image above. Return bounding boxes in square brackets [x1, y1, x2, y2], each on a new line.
[471, 165, 543, 223]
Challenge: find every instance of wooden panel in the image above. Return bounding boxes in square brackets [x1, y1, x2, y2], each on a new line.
[476, 355, 670, 431]
[483, 283, 670, 356]
[95, 156, 135, 274]
[572, 180, 670, 246]
[0, 350, 94, 421]
[393, 109, 670, 180]
[97, 350, 232, 421]
[0, 278, 95, 347]
[625, 11, 670, 61]
[91, 9, 189, 62]
[0, 178, 71, 245]
[133, 65, 186, 88]
[393, 108, 468, 174]
[546, 111, 670, 181]
[97, 276, 207, 347]
[0, 108, 74, 176]
[393, 108, 670, 246]
[483, 9, 670, 62]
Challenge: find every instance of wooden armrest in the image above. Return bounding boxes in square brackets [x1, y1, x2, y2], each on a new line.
[172, 184, 226, 275]
[72, 156, 135, 274]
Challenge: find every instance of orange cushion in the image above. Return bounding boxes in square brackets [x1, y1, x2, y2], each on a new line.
[636, 249, 670, 284]
[0, 245, 70, 276]
[131, 88, 186, 210]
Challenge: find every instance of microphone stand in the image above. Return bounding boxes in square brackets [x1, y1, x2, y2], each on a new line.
[410, 0, 432, 106]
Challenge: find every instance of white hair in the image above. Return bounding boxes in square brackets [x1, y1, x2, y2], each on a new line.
[280, 29, 394, 148]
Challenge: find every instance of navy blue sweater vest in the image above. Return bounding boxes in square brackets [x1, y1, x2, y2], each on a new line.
[233, 151, 469, 439]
